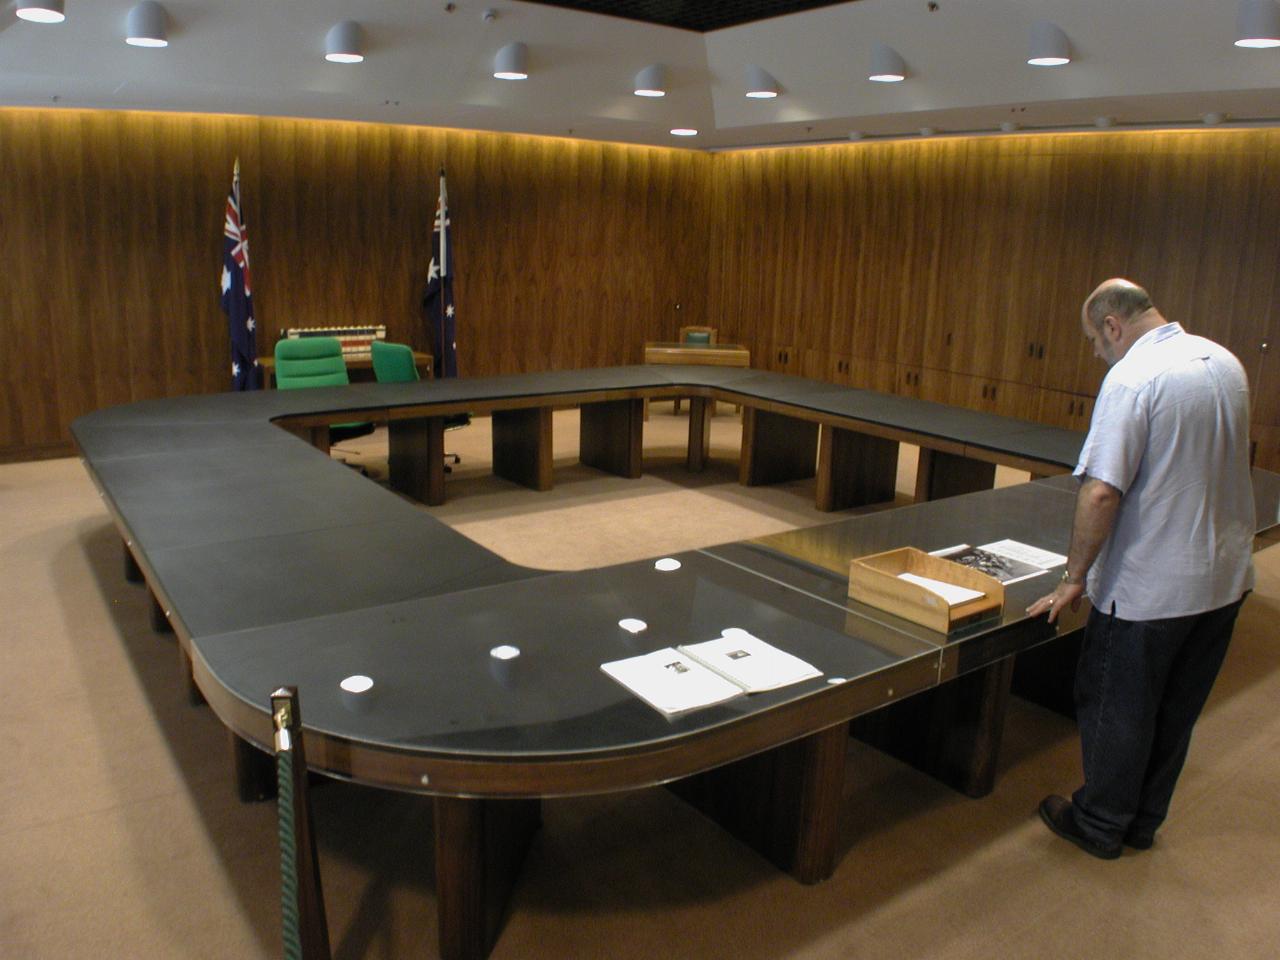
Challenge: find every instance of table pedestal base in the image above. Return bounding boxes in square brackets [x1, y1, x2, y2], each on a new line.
[668, 722, 848, 884]
[580, 399, 643, 479]
[492, 408, 553, 491]
[740, 408, 818, 487]
[915, 449, 997, 502]
[434, 797, 542, 960]
[390, 417, 446, 506]
[815, 426, 899, 512]
[852, 657, 1014, 798]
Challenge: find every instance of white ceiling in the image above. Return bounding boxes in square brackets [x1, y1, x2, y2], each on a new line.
[1, 0, 1278, 148]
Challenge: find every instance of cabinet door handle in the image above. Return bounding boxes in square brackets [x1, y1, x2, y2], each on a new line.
[1037, 343, 1045, 360]
[991, 385, 997, 401]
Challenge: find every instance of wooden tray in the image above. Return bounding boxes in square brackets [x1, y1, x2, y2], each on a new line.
[848, 546, 1004, 633]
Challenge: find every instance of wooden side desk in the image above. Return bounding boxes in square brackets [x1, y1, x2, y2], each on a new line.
[644, 341, 750, 469]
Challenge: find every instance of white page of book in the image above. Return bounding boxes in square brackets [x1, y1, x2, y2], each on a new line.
[978, 539, 1068, 570]
[898, 572, 986, 606]
[601, 648, 743, 716]
[678, 629, 822, 693]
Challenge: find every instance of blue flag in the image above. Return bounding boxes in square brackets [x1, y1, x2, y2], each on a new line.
[220, 159, 259, 390]
[423, 169, 457, 379]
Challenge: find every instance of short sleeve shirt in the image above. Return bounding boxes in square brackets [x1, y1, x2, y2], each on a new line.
[1074, 323, 1255, 620]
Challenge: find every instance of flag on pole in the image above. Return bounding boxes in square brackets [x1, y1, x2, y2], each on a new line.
[220, 158, 259, 391]
[423, 168, 457, 379]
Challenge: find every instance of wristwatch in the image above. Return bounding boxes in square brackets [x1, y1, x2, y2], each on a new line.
[1060, 570, 1083, 585]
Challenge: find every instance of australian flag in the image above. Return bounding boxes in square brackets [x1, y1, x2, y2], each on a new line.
[423, 168, 457, 379]
[220, 159, 258, 391]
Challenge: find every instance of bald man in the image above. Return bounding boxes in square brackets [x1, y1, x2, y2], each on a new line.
[1027, 279, 1255, 859]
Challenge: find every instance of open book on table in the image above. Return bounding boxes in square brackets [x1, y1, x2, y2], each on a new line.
[601, 629, 823, 717]
[929, 539, 1067, 586]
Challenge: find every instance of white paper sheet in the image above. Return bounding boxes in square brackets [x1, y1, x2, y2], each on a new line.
[898, 572, 986, 606]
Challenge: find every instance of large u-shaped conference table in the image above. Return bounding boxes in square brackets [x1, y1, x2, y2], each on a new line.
[72, 364, 1280, 960]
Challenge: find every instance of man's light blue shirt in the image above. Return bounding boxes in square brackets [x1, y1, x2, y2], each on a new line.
[1074, 322, 1255, 620]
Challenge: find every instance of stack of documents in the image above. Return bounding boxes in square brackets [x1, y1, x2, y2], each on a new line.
[601, 629, 822, 716]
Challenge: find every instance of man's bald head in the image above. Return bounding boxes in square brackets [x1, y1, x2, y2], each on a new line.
[1083, 279, 1155, 332]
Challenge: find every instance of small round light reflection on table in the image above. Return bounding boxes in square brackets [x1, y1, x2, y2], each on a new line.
[340, 674, 375, 712]
[489, 645, 521, 685]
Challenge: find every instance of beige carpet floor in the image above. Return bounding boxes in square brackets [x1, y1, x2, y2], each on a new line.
[3, 404, 1278, 960]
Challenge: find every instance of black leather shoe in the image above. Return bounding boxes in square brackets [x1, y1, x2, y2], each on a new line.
[1038, 795, 1121, 860]
[1122, 829, 1154, 850]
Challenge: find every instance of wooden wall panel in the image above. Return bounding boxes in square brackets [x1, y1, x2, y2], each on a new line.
[0, 109, 711, 459]
[3, 112, 1277, 468]
[706, 128, 1280, 467]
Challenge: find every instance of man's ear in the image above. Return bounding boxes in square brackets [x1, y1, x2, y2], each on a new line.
[1103, 315, 1123, 341]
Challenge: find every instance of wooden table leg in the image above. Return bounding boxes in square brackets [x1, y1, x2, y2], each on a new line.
[231, 731, 277, 803]
[389, 417, 446, 506]
[851, 656, 1015, 798]
[739, 408, 819, 487]
[1011, 631, 1082, 719]
[122, 538, 143, 583]
[815, 425, 899, 512]
[580, 399, 643, 478]
[668, 722, 847, 884]
[492, 408, 553, 491]
[178, 644, 205, 706]
[149, 588, 173, 634]
[434, 797, 542, 960]
[686, 396, 712, 472]
[914, 448, 997, 502]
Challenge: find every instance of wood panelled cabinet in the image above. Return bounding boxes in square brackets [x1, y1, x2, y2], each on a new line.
[850, 357, 898, 393]
[801, 348, 836, 383]
[1252, 424, 1280, 472]
[763, 343, 798, 373]
[918, 369, 1039, 419]
[897, 364, 924, 398]
[1038, 389, 1095, 431]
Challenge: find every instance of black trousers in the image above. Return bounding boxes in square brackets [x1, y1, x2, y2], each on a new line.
[1071, 595, 1246, 843]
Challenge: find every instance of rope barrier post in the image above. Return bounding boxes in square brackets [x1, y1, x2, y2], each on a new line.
[272, 686, 331, 960]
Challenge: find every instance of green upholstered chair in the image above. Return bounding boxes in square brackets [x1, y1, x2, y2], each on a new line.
[370, 340, 464, 471]
[273, 337, 374, 446]
[370, 340, 419, 383]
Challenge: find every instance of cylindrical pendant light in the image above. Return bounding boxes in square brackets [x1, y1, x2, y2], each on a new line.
[126, 2, 168, 48]
[1027, 21, 1071, 66]
[493, 41, 529, 80]
[868, 44, 906, 82]
[634, 64, 666, 97]
[1236, 0, 1280, 47]
[325, 20, 364, 63]
[15, 1, 65, 23]
[744, 65, 780, 98]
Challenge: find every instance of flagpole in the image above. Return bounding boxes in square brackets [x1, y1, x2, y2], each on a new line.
[438, 167, 447, 279]
[437, 168, 447, 378]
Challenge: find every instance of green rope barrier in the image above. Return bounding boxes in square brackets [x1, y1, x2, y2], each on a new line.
[278, 747, 303, 960]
